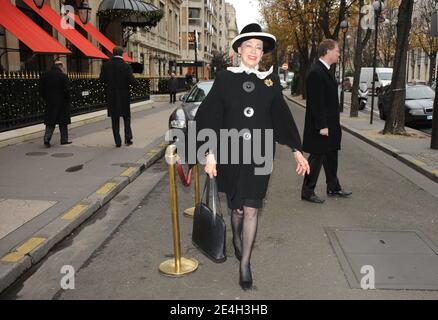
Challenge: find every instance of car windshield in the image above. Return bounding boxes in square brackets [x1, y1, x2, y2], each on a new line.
[406, 86, 435, 100]
[185, 82, 213, 103]
[378, 72, 392, 80]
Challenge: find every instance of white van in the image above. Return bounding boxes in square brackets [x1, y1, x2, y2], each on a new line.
[360, 67, 393, 94]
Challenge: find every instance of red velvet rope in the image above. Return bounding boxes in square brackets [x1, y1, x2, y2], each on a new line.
[176, 162, 193, 187]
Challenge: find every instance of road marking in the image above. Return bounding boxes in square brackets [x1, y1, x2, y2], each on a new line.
[95, 182, 117, 195]
[121, 167, 137, 177]
[413, 159, 426, 166]
[62, 203, 89, 220]
[1, 237, 47, 263]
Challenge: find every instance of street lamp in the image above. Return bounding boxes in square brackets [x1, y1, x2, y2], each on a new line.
[339, 18, 349, 113]
[33, 0, 45, 9]
[77, 0, 91, 24]
[370, 0, 385, 124]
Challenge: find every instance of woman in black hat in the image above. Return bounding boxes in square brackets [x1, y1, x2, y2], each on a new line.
[195, 23, 310, 290]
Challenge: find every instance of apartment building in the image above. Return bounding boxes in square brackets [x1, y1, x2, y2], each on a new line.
[179, 0, 237, 80]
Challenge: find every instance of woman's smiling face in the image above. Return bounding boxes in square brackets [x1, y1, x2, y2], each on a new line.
[238, 38, 264, 69]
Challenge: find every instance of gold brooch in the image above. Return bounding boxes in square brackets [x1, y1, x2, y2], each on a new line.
[264, 79, 273, 87]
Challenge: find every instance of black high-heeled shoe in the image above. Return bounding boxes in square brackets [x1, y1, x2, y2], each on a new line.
[239, 264, 253, 291]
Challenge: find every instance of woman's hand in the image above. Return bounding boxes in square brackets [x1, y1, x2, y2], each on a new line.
[205, 153, 217, 178]
[293, 151, 310, 176]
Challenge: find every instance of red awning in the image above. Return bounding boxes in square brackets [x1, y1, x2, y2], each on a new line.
[23, 0, 107, 59]
[72, 14, 134, 63]
[0, 0, 70, 54]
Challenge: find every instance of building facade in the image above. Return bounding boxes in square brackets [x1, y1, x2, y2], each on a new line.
[0, 0, 237, 78]
[406, 0, 438, 84]
[179, 0, 237, 80]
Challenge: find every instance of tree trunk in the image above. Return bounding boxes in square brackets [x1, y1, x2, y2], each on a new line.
[428, 53, 437, 85]
[383, 0, 414, 135]
[350, 0, 372, 117]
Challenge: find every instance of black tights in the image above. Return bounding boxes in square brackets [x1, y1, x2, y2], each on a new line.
[231, 206, 258, 285]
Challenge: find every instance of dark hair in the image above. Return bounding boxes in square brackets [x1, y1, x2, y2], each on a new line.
[113, 46, 124, 56]
[318, 39, 338, 57]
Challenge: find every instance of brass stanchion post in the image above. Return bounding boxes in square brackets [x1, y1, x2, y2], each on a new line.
[159, 145, 198, 276]
[184, 164, 201, 217]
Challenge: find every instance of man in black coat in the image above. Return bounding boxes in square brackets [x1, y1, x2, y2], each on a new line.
[301, 39, 352, 203]
[168, 72, 178, 104]
[39, 60, 71, 147]
[100, 46, 135, 147]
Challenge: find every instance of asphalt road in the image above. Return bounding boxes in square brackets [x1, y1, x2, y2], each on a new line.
[2, 99, 438, 300]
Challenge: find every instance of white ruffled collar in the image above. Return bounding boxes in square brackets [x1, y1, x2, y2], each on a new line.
[227, 63, 273, 80]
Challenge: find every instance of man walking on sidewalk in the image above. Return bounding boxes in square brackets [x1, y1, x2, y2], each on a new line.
[168, 72, 178, 104]
[301, 39, 351, 203]
[39, 60, 72, 147]
[100, 46, 135, 147]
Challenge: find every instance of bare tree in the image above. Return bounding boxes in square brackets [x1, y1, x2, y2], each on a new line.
[411, 0, 438, 85]
[383, 0, 415, 135]
[350, 0, 372, 117]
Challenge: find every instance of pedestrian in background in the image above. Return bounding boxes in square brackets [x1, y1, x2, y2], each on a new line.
[168, 72, 178, 104]
[39, 59, 71, 148]
[301, 39, 352, 203]
[100, 46, 135, 147]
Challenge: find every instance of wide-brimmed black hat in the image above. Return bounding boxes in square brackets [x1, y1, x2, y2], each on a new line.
[231, 23, 276, 53]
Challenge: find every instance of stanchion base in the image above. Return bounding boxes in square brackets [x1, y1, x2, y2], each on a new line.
[159, 257, 198, 277]
[183, 207, 195, 217]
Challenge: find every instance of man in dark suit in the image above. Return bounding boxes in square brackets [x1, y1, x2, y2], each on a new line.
[100, 46, 135, 147]
[168, 72, 178, 103]
[301, 39, 352, 203]
[39, 60, 71, 147]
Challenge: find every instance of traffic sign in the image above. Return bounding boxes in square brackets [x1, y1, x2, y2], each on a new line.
[282, 63, 288, 70]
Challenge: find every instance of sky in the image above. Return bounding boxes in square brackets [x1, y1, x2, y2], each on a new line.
[225, 0, 264, 32]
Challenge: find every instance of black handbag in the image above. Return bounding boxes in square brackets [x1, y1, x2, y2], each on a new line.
[192, 176, 227, 263]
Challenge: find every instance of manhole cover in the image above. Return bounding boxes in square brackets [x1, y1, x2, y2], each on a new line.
[51, 153, 74, 158]
[65, 164, 83, 172]
[26, 152, 48, 156]
[325, 228, 438, 290]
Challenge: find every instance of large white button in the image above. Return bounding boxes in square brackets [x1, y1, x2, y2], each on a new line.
[243, 131, 252, 140]
[243, 81, 255, 93]
[244, 107, 254, 117]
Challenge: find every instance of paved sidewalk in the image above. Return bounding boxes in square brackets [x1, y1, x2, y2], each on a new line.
[283, 93, 438, 183]
[0, 97, 179, 292]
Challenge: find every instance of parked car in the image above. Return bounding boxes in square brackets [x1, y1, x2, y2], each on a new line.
[168, 80, 214, 133]
[377, 84, 434, 125]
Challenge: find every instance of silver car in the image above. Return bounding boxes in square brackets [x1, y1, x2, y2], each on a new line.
[168, 80, 214, 133]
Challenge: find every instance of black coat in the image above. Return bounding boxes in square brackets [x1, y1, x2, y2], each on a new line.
[168, 77, 178, 93]
[195, 70, 302, 200]
[303, 61, 342, 154]
[100, 57, 134, 117]
[39, 66, 71, 126]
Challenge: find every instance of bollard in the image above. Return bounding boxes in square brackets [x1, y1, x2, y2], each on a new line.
[183, 164, 201, 217]
[159, 145, 198, 277]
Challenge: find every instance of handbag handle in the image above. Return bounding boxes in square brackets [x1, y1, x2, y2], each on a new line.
[201, 175, 222, 218]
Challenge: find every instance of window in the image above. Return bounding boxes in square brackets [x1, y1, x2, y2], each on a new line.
[189, 8, 201, 19]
